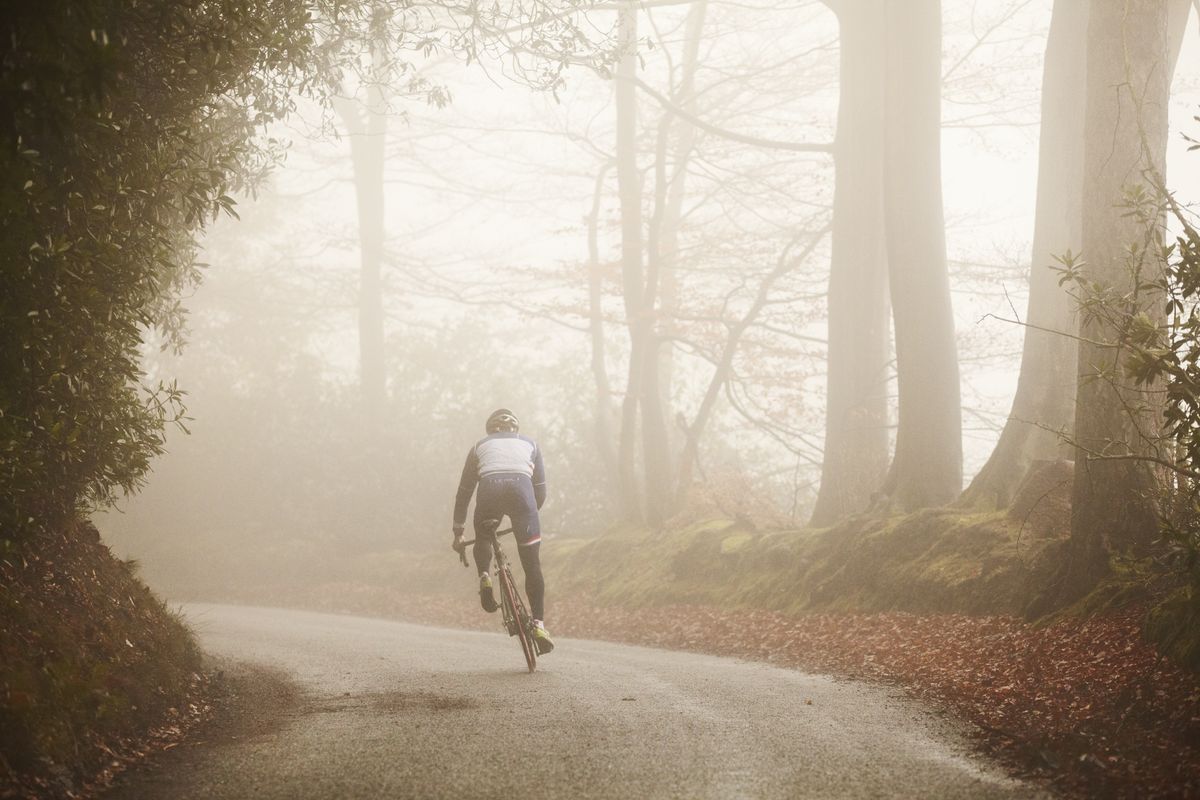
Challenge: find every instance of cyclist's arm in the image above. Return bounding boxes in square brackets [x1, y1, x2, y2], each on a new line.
[453, 446, 479, 529]
[532, 444, 546, 509]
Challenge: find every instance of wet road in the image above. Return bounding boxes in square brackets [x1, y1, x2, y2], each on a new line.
[106, 604, 1045, 799]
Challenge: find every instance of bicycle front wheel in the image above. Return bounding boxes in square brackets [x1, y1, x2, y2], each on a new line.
[499, 565, 536, 673]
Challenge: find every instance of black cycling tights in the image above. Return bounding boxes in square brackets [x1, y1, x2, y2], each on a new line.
[474, 540, 545, 622]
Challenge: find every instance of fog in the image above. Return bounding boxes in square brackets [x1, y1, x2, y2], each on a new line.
[98, 0, 1200, 602]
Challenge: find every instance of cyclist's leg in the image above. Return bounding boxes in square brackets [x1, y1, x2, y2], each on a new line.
[472, 488, 499, 577]
[517, 541, 545, 621]
[507, 478, 552, 652]
[470, 512, 501, 613]
[506, 477, 545, 621]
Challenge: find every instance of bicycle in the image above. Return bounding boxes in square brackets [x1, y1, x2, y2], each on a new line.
[456, 519, 538, 673]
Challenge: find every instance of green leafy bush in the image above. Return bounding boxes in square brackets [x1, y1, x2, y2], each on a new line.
[1050, 154, 1200, 584]
[0, 2, 329, 539]
[1118, 180, 1200, 587]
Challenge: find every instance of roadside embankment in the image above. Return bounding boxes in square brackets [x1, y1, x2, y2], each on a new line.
[0, 520, 207, 799]
[543, 507, 1065, 617]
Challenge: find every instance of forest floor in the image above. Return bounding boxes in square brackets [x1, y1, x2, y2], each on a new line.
[291, 584, 1200, 799]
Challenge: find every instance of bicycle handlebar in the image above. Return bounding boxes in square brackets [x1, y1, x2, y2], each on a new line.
[454, 525, 514, 567]
[459, 527, 514, 546]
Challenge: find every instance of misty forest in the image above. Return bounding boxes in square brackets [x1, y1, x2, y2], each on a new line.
[5, 1, 1200, 797]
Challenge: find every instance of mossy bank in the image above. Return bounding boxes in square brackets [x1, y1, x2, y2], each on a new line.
[544, 506, 1066, 618]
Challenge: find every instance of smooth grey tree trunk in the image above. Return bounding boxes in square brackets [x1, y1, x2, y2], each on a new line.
[655, 0, 708, 463]
[336, 73, 387, 427]
[879, 0, 963, 511]
[587, 163, 620, 499]
[640, 120, 674, 527]
[962, 0, 1087, 509]
[1058, 0, 1177, 603]
[615, 4, 646, 523]
[967, 0, 1191, 512]
[810, 1, 891, 527]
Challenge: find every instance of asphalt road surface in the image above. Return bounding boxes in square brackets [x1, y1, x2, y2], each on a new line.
[106, 604, 1046, 799]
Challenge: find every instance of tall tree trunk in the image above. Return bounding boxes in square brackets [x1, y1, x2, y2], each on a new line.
[614, 3, 645, 522]
[336, 71, 387, 427]
[962, 0, 1088, 508]
[967, 0, 1191, 509]
[879, 0, 963, 511]
[629, 0, 709, 524]
[810, 1, 891, 527]
[655, 0, 708, 458]
[1059, 0, 1177, 602]
[587, 163, 620, 500]
[640, 118, 674, 526]
[1167, 1, 1192, 69]
[639, 331, 672, 526]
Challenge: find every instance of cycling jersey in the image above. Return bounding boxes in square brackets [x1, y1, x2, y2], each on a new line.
[454, 431, 547, 544]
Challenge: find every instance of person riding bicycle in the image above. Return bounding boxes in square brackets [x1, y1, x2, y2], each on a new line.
[452, 408, 553, 654]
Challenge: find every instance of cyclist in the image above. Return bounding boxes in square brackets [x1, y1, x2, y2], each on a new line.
[452, 408, 554, 654]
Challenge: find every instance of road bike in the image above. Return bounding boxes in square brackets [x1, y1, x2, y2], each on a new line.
[457, 520, 538, 673]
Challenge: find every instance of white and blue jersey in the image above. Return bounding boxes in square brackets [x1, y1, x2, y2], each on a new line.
[454, 432, 546, 545]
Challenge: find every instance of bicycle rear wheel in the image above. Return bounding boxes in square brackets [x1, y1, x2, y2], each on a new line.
[499, 565, 536, 673]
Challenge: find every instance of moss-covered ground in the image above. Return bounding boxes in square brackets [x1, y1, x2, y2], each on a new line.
[543, 507, 1066, 619]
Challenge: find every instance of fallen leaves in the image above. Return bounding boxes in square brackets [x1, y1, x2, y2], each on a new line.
[553, 602, 1200, 799]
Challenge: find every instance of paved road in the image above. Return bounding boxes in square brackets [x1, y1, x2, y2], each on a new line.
[107, 604, 1045, 799]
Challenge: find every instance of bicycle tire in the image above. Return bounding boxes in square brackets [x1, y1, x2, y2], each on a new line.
[499, 564, 537, 673]
[498, 562, 518, 636]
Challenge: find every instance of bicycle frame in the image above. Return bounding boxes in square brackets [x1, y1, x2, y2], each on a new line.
[460, 521, 537, 673]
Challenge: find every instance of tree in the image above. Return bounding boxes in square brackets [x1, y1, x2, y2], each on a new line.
[960, 0, 1087, 508]
[1057, 0, 1180, 600]
[0, 0, 601, 542]
[674, 227, 830, 505]
[879, 0, 963, 511]
[586, 162, 622, 497]
[335, 51, 388, 427]
[649, 0, 709, 460]
[966, 0, 1193, 509]
[614, 2, 649, 522]
[810, 0, 891, 526]
[0, 0, 324, 540]
[606, 2, 839, 523]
